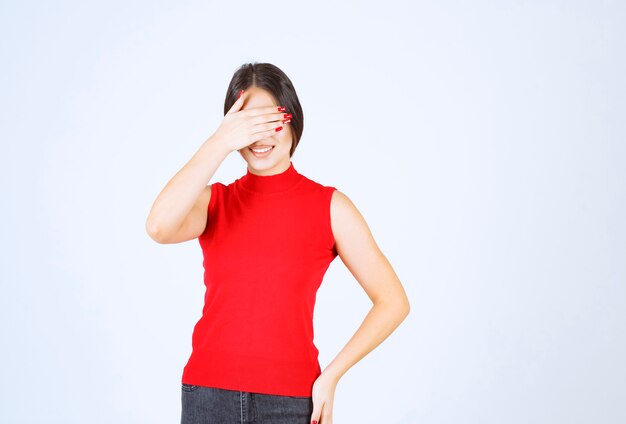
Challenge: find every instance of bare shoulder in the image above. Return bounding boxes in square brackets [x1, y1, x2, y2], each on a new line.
[330, 189, 367, 222]
[329, 189, 354, 215]
[329, 189, 376, 253]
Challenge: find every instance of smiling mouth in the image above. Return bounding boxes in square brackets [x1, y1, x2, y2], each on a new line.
[249, 145, 275, 154]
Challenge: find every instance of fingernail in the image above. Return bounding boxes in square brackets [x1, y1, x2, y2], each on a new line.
[275, 126, 283, 132]
[238, 89, 244, 99]
[277, 106, 286, 112]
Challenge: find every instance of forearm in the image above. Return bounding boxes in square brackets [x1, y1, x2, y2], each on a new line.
[145, 134, 230, 239]
[321, 298, 410, 384]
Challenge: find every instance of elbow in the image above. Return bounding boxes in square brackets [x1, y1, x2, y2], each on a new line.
[145, 218, 167, 244]
[400, 297, 410, 318]
[396, 293, 411, 319]
[376, 294, 410, 319]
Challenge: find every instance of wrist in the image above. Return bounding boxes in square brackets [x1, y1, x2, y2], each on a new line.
[203, 133, 231, 158]
[321, 366, 343, 385]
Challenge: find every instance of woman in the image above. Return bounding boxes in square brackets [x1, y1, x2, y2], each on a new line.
[146, 62, 410, 424]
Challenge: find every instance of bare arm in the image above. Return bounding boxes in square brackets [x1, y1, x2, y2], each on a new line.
[145, 90, 292, 244]
[145, 135, 230, 244]
[309, 189, 410, 422]
[322, 190, 410, 382]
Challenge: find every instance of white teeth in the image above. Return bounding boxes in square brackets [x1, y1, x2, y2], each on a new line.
[251, 146, 273, 153]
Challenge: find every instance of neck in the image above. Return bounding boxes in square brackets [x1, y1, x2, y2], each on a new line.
[240, 161, 303, 194]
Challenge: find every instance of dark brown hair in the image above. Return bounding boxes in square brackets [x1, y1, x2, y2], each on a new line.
[224, 62, 304, 158]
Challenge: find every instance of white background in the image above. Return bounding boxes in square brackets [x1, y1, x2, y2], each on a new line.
[1, 1, 624, 423]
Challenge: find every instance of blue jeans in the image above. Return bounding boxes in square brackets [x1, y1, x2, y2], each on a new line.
[181, 383, 314, 424]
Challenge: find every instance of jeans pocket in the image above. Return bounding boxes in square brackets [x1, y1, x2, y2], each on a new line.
[181, 383, 200, 392]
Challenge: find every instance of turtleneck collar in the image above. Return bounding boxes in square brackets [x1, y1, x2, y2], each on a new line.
[240, 161, 304, 194]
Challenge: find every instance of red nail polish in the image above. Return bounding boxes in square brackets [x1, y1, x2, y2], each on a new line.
[275, 126, 283, 132]
[283, 113, 292, 119]
[282, 119, 291, 124]
[277, 106, 286, 112]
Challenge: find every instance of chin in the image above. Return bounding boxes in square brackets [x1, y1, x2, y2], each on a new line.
[239, 150, 268, 164]
[239, 140, 292, 170]
[247, 159, 273, 169]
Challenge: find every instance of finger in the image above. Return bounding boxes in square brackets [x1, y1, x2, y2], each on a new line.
[226, 89, 245, 115]
[322, 411, 333, 424]
[245, 104, 287, 117]
[250, 114, 291, 131]
[246, 124, 287, 146]
[251, 111, 292, 126]
[320, 401, 333, 424]
[251, 120, 289, 138]
[310, 401, 322, 424]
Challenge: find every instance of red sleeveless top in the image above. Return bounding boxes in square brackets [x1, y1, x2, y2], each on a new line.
[181, 161, 338, 396]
